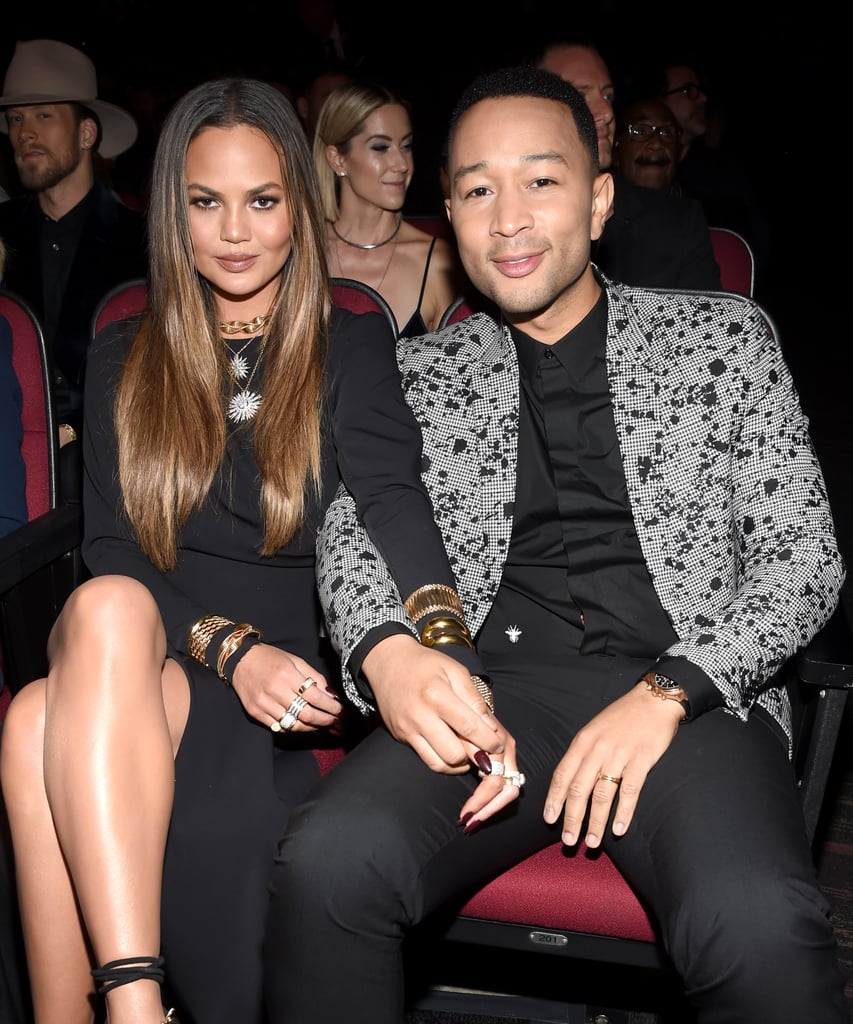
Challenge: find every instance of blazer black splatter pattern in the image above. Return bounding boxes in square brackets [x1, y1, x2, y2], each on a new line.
[317, 277, 845, 751]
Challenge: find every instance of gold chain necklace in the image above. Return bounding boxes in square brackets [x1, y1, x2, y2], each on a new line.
[219, 313, 272, 335]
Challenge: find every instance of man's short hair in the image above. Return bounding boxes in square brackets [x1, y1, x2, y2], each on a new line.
[447, 65, 599, 173]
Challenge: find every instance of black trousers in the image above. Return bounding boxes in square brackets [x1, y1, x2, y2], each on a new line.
[263, 653, 848, 1024]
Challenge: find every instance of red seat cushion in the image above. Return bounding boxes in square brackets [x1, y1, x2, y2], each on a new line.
[1, 292, 51, 519]
[312, 742, 656, 944]
[459, 840, 657, 942]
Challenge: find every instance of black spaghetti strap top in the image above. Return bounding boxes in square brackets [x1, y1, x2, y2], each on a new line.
[399, 236, 437, 338]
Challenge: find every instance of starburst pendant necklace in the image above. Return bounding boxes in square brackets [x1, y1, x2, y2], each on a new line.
[225, 335, 267, 423]
[223, 335, 255, 382]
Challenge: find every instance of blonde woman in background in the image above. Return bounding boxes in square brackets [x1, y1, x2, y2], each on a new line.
[315, 81, 465, 336]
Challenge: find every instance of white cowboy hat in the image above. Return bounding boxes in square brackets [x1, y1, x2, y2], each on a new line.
[0, 39, 137, 158]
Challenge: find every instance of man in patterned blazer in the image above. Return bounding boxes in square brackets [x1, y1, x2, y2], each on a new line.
[265, 67, 848, 1024]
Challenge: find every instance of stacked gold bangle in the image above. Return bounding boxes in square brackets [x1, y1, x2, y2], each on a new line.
[188, 614, 234, 667]
[404, 586, 491, 712]
[216, 623, 263, 681]
[404, 583, 466, 622]
[188, 614, 263, 685]
[404, 584, 474, 651]
[420, 616, 475, 650]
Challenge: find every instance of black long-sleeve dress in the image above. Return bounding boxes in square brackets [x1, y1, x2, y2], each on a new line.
[81, 305, 456, 1024]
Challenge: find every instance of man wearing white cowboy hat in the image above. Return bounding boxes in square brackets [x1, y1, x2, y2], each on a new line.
[0, 38, 146, 502]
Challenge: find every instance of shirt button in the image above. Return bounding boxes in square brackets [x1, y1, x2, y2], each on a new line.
[51, 243, 60, 251]
[544, 349, 555, 359]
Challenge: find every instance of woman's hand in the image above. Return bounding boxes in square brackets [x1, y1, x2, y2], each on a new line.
[230, 643, 341, 734]
[363, 634, 524, 825]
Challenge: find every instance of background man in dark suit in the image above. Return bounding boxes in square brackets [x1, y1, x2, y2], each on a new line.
[0, 39, 146, 501]
[536, 38, 721, 291]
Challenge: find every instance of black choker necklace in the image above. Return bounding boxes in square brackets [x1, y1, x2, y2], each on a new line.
[331, 217, 402, 250]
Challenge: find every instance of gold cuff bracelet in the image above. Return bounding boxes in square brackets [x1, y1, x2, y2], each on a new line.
[188, 614, 234, 668]
[216, 623, 263, 683]
[404, 583, 465, 623]
[420, 615, 475, 650]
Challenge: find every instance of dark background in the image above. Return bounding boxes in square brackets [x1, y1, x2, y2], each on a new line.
[3, 3, 832, 221]
[3, 4, 844, 558]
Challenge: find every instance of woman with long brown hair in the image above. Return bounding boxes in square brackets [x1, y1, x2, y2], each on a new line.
[0, 77, 475, 1024]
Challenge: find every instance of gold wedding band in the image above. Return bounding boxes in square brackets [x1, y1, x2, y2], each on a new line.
[598, 773, 622, 785]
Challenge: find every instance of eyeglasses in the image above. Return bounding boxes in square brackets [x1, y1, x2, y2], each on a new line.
[624, 123, 681, 140]
[663, 82, 704, 101]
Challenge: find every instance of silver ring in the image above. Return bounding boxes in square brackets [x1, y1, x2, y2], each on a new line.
[477, 759, 506, 780]
[475, 761, 501, 782]
[503, 770, 526, 788]
[278, 710, 298, 731]
[278, 694, 307, 731]
[297, 677, 317, 696]
[287, 694, 307, 719]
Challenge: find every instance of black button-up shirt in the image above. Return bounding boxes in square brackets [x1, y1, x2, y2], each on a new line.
[479, 292, 714, 709]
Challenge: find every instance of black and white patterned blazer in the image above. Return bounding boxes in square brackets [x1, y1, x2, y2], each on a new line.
[317, 277, 845, 750]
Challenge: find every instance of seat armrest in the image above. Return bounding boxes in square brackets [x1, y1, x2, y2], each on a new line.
[0, 505, 84, 596]
[796, 605, 853, 690]
[789, 604, 853, 843]
[0, 504, 85, 694]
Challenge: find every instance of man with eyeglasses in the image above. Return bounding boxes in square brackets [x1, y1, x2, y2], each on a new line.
[660, 64, 708, 162]
[655, 57, 767, 282]
[612, 96, 682, 194]
[534, 38, 721, 291]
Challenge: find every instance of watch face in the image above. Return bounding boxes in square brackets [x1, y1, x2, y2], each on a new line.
[655, 673, 680, 691]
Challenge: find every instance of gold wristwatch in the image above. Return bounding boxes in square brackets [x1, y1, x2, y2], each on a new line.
[643, 670, 690, 719]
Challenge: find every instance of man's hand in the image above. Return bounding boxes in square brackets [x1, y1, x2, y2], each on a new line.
[543, 679, 685, 848]
[363, 634, 522, 824]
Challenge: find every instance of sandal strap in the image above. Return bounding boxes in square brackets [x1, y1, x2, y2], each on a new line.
[91, 955, 166, 995]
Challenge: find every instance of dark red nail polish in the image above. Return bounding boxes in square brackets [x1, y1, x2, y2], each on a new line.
[474, 750, 492, 774]
[463, 818, 482, 835]
[457, 811, 473, 828]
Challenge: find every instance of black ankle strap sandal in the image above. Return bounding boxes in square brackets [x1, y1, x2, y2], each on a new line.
[91, 956, 177, 1023]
